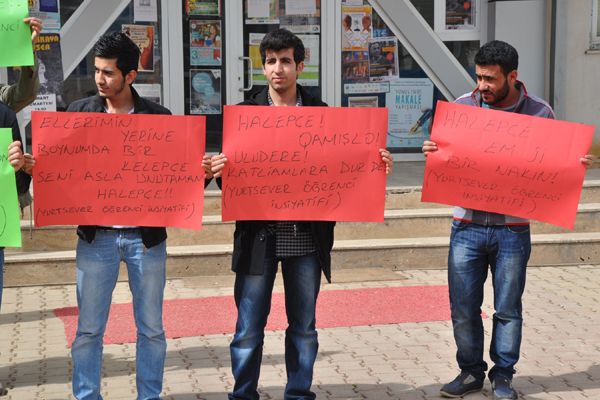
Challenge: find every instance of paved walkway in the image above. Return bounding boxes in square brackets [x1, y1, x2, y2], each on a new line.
[1, 265, 600, 399]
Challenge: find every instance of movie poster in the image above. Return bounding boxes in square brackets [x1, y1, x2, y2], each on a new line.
[445, 0, 476, 30]
[190, 69, 221, 115]
[190, 20, 222, 66]
[342, 51, 369, 83]
[122, 24, 155, 72]
[385, 78, 434, 148]
[368, 38, 399, 82]
[341, 5, 371, 50]
[186, 0, 220, 16]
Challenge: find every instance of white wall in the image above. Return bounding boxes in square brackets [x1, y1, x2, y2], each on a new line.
[554, 0, 600, 149]
[488, 0, 548, 100]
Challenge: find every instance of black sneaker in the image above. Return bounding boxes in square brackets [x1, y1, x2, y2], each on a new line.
[440, 371, 484, 398]
[0, 382, 7, 396]
[492, 375, 518, 400]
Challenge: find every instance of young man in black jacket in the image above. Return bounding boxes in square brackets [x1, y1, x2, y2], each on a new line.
[211, 29, 392, 400]
[66, 32, 211, 400]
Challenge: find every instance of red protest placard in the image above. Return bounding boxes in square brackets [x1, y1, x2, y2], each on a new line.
[32, 111, 206, 229]
[221, 105, 388, 222]
[421, 101, 594, 229]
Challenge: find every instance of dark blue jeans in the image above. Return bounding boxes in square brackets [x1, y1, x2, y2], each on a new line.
[448, 221, 531, 382]
[229, 238, 321, 400]
[72, 230, 167, 400]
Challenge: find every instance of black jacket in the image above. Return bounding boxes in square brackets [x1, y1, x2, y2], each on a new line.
[228, 86, 336, 282]
[66, 87, 171, 248]
[0, 101, 31, 195]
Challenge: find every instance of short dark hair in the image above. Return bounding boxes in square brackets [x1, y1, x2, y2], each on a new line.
[259, 28, 305, 66]
[93, 31, 140, 77]
[474, 40, 518, 75]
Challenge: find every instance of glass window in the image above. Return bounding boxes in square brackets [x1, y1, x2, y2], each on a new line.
[61, 3, 164, 108]
[11, 1, 164, 147]
[592, 0, 600, 48]
[182, 0, 225, 152]
[60, 0, 85, 26]
[341, 1, 447, 152]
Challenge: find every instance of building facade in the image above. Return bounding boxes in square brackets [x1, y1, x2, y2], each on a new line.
[2, 0, 599, 156]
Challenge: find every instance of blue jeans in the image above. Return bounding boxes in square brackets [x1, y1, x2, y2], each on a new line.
[229, 237, 321, 400]
[71, 229, 167, 400]
[448, 221, 530, 382]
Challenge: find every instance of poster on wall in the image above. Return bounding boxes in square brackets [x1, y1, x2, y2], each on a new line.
[122, 24, 155, 72]
[344, 82, 389, 94]
[341, 5, 371, 51]
[133, 0, 158, 22]
[445, 0, 476, 30]
[368, 38, 399, 82]
[248, 33, 267, 85]
[246, 0, 279, 24]
[190, 20, 221, 66]
[190, 69, 221, 115]
[279, 0, 321, 33]
[372, 10, 393, 38]
[28, 0, 61, 32]
[284, 0, 316, 15]
[348, 96, 378, 107]
[342, 51, 369, 83]
[297, 34, 319, 87]
[385, 78, 434, 148]
[186, 0, 220, 16]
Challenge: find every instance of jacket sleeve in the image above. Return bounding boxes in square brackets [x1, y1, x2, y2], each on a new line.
[0, 61, 39, 113]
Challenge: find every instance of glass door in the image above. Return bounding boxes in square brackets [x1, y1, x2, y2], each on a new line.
[181, 0, 225, 152]
[241, 0, 323, 101]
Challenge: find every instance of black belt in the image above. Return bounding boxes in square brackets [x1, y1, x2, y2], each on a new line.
[97, 227, 140, 231]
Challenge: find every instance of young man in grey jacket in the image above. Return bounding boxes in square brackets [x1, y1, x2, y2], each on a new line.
[423, 40, 593, 400]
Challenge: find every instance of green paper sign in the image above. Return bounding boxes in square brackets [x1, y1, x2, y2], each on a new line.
[0, 128, 22, 247]
[0, 0, 34, 67]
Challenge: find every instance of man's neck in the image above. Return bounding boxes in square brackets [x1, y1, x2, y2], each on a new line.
[105, 86, 135, 113]
[268, 86, 298, 106]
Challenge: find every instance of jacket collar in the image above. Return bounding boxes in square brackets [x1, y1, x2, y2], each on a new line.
[250, 84, 317, 106]
[90, 85, 147, 113]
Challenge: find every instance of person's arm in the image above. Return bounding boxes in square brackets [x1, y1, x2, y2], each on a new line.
[0, 18, 42, 112]
[8, 117, 31, 195]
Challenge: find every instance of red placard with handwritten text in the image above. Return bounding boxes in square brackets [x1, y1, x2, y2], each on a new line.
[221, 105, 388, 221]
[422, 101, 594, 229]
[32, 111, 206, 229]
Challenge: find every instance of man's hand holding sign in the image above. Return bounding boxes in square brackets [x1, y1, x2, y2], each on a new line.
[422, 101, 594, 229]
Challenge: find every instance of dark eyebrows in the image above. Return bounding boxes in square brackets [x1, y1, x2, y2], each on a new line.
[95, 66, 115, 74]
